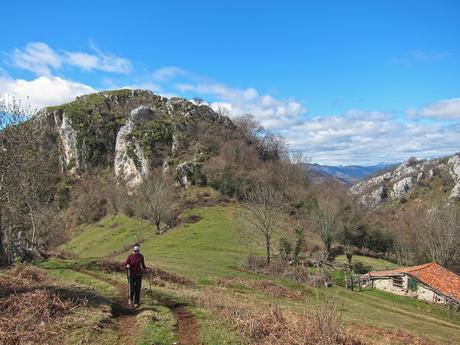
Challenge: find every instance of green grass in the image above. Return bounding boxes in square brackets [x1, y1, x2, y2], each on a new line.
[191, 307, 247, 345]
[63, 306, 118, 345]
[138, 306, 177, 345]
[46, 268, 118, 297]
[61, 214, 154, 257]
[334, 254, 398, 271]
[124, 206, 256, 283]
[53, 204, 460, 344]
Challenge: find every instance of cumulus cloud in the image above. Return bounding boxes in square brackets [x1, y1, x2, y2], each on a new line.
[406, 98, 460, 120]
[10, 42, 132, 75]
[149, 66, 459, 165]
[175, 81, 306, 129]
[0, 76, 95, 109]
[284, 110, 460, 165]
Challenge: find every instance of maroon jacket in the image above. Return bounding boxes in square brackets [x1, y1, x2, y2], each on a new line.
[124, 252, 146, 277]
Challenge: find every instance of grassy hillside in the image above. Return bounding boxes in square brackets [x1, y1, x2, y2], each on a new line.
[334, 255, 398, 271]
[62, 206, 254, 281]
[55, 204, 460, 344]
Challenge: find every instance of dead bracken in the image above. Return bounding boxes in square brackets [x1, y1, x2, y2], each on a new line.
[0, 265, 84, 345]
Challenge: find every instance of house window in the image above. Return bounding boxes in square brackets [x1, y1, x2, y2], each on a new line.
[408, 277, 417, 291]
[392, 276, 403, 288]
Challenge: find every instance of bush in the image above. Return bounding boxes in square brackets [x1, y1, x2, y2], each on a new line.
[278, 238, 292, 262]
[352, 262, 371, 274]
[338, 224, 394, 254]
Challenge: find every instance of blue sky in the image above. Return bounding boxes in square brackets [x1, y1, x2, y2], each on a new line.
[1, 0, 459, 165]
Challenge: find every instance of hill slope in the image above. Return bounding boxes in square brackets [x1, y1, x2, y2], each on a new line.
[351, 154, 460, 208]
[56, 204, 460, 344]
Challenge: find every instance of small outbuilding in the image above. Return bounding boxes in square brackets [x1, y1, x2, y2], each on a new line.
[366, 262, 460, 306]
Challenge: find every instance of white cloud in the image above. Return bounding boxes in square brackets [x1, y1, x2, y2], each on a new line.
[284, 110, 460, 165]
[10, 42, 132, 75]
[12, 42, 61, 76]
[152, 66, 187, 82]
[0, 76, 95, 109]
[406, 98, 460, 120]
[175, 81, 306, 129]
[150, 67, 460, 165]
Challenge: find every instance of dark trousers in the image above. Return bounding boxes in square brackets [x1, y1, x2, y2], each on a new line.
[129, 275, 142, 304]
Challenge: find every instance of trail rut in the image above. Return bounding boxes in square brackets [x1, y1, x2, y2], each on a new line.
[76, 269, 202, 345]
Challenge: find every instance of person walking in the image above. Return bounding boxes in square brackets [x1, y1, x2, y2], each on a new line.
[124, 243, 147, 308]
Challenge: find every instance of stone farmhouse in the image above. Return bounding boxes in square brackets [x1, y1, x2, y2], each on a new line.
[364, 262, 460, 306]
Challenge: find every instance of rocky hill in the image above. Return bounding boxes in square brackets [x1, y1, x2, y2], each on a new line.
[42, 89, 235, 186]
[351, 154, 460, 208]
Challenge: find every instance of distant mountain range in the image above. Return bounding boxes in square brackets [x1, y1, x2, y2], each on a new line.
[307, 163, 397, 186]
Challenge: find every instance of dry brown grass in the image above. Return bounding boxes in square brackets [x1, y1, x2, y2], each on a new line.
[354, 325, 437, 345]
[216, 278, 303, 300]
[0, 265, 84, 345]
[195, 287, 364, 345]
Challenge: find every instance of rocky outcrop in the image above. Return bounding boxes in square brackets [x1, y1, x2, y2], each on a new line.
[51, 110, 81, 173]
[176, 161, 195, 187]
[350, 172, 391, 195]
[390, 176, 415, 199]
[44, 89, 236, 187]
[448, 155, 460, 200]
[351, 155, 459, 208]
[114, 106, 156, 186]
[359, 186, 388, 208]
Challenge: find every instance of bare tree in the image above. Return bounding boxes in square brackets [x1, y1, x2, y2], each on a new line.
[0, 97, 36, 262]
[241, 185, 285, 264]
[0, 96, 60, 263]
[136, 172, 175, 232]
[420, 205, 460, 268]
[232, 114, 264, 145]
[307, 182, 346, 262]
[192, 97, 205, 105]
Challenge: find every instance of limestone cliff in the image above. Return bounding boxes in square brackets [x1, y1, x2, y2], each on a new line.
[43, 89, 235, 185]
[351, 154, 460, 208]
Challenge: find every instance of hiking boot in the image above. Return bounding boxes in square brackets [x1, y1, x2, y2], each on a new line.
[134, 303, 139, 308]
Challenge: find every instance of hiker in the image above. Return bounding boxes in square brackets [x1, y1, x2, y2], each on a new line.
[124, 243, 147, 307]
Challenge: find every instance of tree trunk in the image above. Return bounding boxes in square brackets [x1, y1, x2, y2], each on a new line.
[0, 205, 6, 263]
[28, 204, 37, 247]
[265, 233, 271, 265]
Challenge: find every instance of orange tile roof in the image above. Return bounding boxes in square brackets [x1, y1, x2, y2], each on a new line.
[369, 262, 460, 301]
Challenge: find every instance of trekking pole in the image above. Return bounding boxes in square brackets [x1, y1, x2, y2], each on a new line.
[148, 269, 154, 306]
[127, 265, 131, 303]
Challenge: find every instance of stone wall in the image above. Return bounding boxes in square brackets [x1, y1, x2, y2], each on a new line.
[372, 274, 447, 304]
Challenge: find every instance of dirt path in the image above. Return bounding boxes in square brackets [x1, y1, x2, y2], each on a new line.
[77, 269, 202, 345]
[82, 271, 141, 345]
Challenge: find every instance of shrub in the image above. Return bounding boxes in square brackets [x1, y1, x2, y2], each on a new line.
[278, 238, 292, 262]
[352, 262, 371, 274]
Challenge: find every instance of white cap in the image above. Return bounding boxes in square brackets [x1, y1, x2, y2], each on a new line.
[133, 245, 140, 251]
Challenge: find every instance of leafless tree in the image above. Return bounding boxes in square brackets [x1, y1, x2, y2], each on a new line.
[307, 182, 346, 262]
[192, 97, 205, 105]
[420, 205, 460, 268]
[232, 114, 264, 145]
[241, 185, 285, 265]
[136, 171, 175, 232]
[0, 97, 36, 262]
[0, 96, 60, 263]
